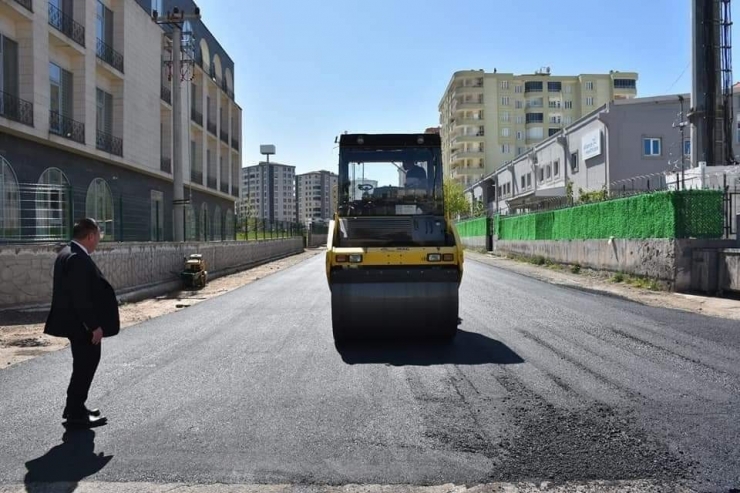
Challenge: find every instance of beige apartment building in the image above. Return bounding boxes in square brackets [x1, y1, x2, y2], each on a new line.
[438, 68, 638, 186]
[295, 169, 337, 225]
[0, 0, 241, 242]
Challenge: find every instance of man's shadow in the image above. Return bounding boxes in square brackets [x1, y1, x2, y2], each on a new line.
[24, 429, 112, 492]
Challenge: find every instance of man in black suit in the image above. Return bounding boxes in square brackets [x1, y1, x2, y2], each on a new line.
[44, 218, 120, 427]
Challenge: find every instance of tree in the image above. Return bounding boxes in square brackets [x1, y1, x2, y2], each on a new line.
[443, 180, 471, 218]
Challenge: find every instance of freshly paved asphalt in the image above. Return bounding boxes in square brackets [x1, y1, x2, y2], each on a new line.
[0, 254, 738, 492]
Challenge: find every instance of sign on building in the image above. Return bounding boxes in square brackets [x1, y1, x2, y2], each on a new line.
[581, 129, 602, 160]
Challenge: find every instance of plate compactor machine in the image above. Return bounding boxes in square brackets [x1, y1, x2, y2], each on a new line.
[325, 133, 464, 344]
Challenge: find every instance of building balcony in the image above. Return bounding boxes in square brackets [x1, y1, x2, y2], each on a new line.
[160, 84, 171, 104]
[452, 165, 484, 178]
[451, 85, 483, 99]
[454, 118, 484, 127]
[95, 129, 123, 156]
[49, 111, 84, 144]
[191, 108, 202, 126]
[191, 169, 203, 184]
[220, 181, 229, 194]
[160, 156, 171, 173]
[231, 138, 239, 151]
[207, 175, 217, 189]
[96, 38, 124, 74]
[453, 101, 484, 112]
[231, 186, 239, 198]
[48, 3, 84, 48]
[0, 90, 34, 127]
[207, 119, 217, 136]
[451, 150, 484, 161]
[452, 133, 485, 145]
[220, 128, 228, 144]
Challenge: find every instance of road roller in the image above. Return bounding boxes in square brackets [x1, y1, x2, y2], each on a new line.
[325, 133, 464, 343]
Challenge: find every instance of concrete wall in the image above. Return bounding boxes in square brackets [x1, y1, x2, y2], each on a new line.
[307, 234, 328, 248]
[0, 238, 303, 310]
[493, 238, 738, 292]
[461, 236, 487, 249]
[691, 248, 740, 294]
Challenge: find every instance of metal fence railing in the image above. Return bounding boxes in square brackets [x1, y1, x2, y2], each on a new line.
[459, 167, 740, 240]
[0, 183, 305, 245]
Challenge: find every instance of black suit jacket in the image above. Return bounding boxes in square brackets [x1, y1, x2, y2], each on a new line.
[44, 242, 120, 340]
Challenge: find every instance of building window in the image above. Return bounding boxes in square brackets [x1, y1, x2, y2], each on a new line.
[553, 159, 560, 177]
[643, 137, 661, 156]
[501, 127, 510, 137]
[547, 81, 562, 92]
[96, 88, 113, 134]
[0, 157, 20, 240]
[614, 79, 636, 89]
[501, 112, 510, 122]
[0, 34, 19, 102]
[564, 85, 572, 94]
[526, 173, 532, 188]
[515, 100, 523, 109]
[49, 62, 73, 132]
[36, 167, 71, 239]
[515, 85, 523, 93]
[585, 81, 594, 91]
[515, 115, 524, 124]
[516, 131, 523, 141]
[684, 139, 691, 155]
[500, 80, 509, 90]
[521, 175, 526, 189]
[586, 97, 594, 106]
[85, 178, 114, 241]
[200, 202, 208, 241]
[213, 205, 222, 241]
[150, 190, 164, 241]
[501, 144, 511, 154]
[565, 101, 573, 109]
[501, 96, 510, 106]
[570, 151, 579, 172]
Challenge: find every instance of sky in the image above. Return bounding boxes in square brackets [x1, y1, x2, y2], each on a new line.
[196, 0, 740, 176]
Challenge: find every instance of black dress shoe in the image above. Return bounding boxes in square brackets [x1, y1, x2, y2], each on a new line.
[63, 414, 107, 428]
[63, 407, 101, 419]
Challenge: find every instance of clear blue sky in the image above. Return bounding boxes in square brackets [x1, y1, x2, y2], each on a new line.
[197, 0, 740, 176]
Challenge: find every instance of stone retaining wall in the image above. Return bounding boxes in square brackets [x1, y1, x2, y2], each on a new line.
[0, 238, 303, 310]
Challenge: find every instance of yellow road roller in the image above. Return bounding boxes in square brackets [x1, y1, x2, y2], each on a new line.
[325, 133, 464, 343]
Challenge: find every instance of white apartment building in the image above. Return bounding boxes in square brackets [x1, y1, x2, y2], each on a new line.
[467, 95, 700, 215]
[295, 169, 337, 225]
[438, 68, 638, 187]
[240, 161, 296, 223]
[0, 0, 241, 243]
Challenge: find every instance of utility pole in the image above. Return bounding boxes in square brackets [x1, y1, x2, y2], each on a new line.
[674, 95, 689, 190]
[152, 6, 201, 242]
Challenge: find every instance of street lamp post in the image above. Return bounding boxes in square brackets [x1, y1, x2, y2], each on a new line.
[152, 6, 201, 242]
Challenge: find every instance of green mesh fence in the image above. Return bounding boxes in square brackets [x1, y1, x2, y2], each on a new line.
[493, 190, 724, 240]
[456, 217, 489, 237]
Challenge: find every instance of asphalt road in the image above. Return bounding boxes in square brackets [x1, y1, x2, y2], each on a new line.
[0, 254, 739, 492]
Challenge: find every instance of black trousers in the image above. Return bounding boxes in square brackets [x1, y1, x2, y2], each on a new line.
[64, 335, 101, 418]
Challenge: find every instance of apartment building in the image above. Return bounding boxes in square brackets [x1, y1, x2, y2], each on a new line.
[295, 169, 337, 225]
[241, 161, 296, 223]
[467, 94, 693, 215]
[0, 0, 241, 243]
[438, 68, 638, 187]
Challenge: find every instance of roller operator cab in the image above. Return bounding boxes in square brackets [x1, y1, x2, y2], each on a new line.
[326, 133, 464, 344]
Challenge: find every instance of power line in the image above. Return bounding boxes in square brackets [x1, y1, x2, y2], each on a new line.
[666, 61, 690, 93]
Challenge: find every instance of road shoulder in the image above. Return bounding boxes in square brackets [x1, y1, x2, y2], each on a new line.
[0, 248, 324, 370]
[464, 250, 740, 321]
